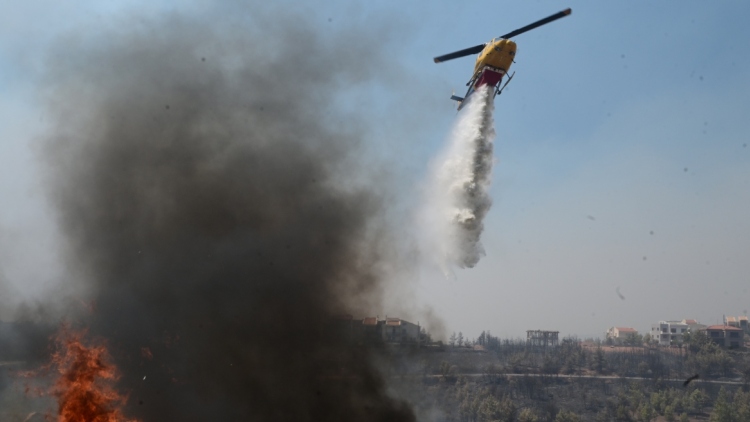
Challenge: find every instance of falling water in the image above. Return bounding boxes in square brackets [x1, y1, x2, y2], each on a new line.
[422, 85, 496, 271]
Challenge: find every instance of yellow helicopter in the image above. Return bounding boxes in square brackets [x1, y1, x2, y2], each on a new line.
[434, 8, 571, 110]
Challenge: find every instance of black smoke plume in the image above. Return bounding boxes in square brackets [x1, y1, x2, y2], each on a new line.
[38, 9, 415, 421]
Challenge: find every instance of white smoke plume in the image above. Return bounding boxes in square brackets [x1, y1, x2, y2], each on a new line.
[421, 85, 496, 271]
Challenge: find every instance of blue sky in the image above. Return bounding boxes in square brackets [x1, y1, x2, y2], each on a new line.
[2, 1, 750, 339]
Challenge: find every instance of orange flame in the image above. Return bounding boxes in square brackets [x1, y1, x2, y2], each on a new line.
[42, 325, 138, 422]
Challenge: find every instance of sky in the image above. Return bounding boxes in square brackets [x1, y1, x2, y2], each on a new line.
[2, 0, 750, 340]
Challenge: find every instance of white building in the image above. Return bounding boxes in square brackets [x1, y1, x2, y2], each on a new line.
[650, 320, 688, 346]
[682, 319, 707, 333]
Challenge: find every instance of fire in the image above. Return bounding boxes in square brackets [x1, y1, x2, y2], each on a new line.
[42, 325, 138, 422]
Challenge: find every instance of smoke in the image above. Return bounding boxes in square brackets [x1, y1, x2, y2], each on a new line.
[420, 86, 496, 271]
[34, 8, 416, 422]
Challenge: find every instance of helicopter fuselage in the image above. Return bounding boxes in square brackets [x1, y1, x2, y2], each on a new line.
[453, 39, 517, 110]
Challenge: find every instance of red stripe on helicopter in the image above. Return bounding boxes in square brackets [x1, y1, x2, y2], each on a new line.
[474, 68, 505, 89]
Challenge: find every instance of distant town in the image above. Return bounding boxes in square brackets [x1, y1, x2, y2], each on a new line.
[333, 313, 749, 351]
[606, 316, 747, 349]
[325, 313, 750, 421]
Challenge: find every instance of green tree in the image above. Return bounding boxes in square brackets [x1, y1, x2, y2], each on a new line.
[637, 361, 650, 377]
[664, 404, 675, 422]
[650, 391, 665, 414]
[679, 413, 689, 422]
[685, 330, 710, 353]
[518, 408, 539, 422]
[555, 410, 581, 422]
[594, 409, 609, 422]
[459, 395, 479, 422]
[477, 396, 516, 422]
[615, 404, 629, 421]
[709, 386, 733, 422]
[457, 332, 464, 347]
[689, 389, 708, 414]
[733, 389, 750, 421]
[639, 404, 654, 422]
[739, 355, 750, 385]
[439, 361, 451, 378]
[593, 346, 606, 373]
[449, 332, 457, 347]
[625, 333, 643, 346]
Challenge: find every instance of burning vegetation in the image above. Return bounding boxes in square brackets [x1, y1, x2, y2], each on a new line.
[48, 327, 136, 422]
[22, 325, 137, 422]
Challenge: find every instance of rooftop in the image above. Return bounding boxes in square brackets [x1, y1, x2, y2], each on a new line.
[705, 325, 743, 331]
[362, 317, 378, 326]
[385, 318, 403, 326]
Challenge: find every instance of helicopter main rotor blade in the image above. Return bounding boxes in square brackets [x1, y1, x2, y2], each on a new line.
[433, 43, 486, 63]
[499, 8, 571, 39]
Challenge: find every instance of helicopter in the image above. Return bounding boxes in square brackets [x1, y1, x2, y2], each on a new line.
[434, 8, 572, 110]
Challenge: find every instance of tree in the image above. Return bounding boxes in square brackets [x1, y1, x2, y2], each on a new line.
[593, 346, 606, 373]
[477, 395, 516, 422]
[733, 390, 750, 421]
[689, 389, 708, 414]
[615, 404, 629, 421]
[555, 410, 581, 422]
[681, 331, 692, 346]
[449, 332, 457, 348]
[457, 332, 464, 347]
[625, 333, 643, 347]
[639, 404, 654, 422]
[664, 404, 675, 422]
[685, 330, 710, 353]
[420, 327, 432, 344]
[478, 330, 486, 346]
[594, 409, 609, 422]
[709, 386, 733, 422]
[439, 361, 451, 379]
[739, 355, 750, 385]
[459, 394, 479, 422]
[518, 408, 539, 422]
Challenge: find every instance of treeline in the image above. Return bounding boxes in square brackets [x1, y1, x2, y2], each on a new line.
[403, 330, 750, 421]
[435, 378, 750, 421]
[441, 330, 750, 382]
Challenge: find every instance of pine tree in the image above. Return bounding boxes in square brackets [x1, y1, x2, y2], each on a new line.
[709, 386, 733, 422]
[733, 389, 750, 421]
[554, 410, 581, 422]
[518, 408, 539, 422]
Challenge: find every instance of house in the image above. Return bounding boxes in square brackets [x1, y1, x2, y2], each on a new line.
[382, 318, 420, 344]
[359, 316, 420, 344]
[703, 325, 744, 349]
[650, 320, 689, 346]
[606, 327, 638, 344]
[725, 316, 749, 334]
